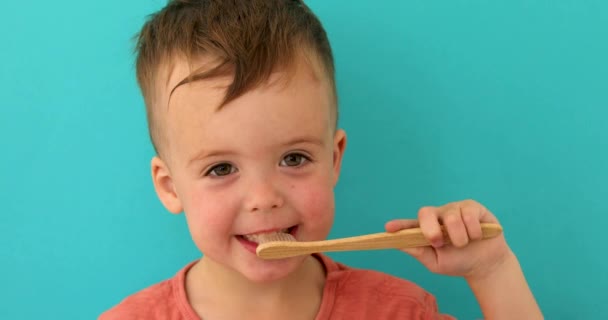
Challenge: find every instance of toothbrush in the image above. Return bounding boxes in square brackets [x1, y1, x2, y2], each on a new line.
[256, 223, 503, 260]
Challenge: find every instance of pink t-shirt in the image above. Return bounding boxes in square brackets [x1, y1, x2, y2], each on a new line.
[100, 254, 454, 319]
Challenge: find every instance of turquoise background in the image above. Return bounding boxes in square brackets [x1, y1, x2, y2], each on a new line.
[1, 0, 606, 318]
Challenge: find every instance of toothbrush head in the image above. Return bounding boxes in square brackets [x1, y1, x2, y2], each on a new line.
[255, 232, 297, 259]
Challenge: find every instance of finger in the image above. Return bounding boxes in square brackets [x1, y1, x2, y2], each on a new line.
[418, 206, 444, 248]
[461, 199, 499, 224]
[461, 205, 483, 241]
[479, 205, 499, 224]
[443, 208, 469, 248]
[385, 219, 419, 233]
[399, 246, 437, 267]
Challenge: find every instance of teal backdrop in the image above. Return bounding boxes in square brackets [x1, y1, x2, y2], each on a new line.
[1, 1, 606, 319]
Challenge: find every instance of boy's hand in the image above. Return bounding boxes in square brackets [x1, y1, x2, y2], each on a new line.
[385, 199, 512, 281]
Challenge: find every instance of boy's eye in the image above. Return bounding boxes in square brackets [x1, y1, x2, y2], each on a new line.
[280, 153, 309, 167]
[206, 163, 237, 177]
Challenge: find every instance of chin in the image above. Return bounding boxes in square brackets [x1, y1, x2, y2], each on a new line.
[241, 255, 309, 283]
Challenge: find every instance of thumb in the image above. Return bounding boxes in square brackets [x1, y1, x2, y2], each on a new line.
[398, 246, 439, 270]
[386, 219, 438, 268]
[399, 247, 426, 258]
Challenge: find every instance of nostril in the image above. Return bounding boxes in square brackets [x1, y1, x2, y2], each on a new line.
[245, 183, 285, 212]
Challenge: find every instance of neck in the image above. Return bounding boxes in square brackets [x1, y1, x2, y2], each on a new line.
[186, 255, 326, 318]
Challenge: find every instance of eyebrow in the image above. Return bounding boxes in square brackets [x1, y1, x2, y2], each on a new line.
[281, 136, 326, 148]
[187, 136, 326, 167]
[188, 149, 237, 167]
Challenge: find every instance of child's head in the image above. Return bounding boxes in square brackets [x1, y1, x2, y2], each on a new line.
[134, 0, 346, 282]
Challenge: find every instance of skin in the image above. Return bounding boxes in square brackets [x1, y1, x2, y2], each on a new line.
[150, 55, 542, 319]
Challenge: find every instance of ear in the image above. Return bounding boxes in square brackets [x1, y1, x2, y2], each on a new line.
[151, 156, 183, 214]
[331, 129, 347, 186]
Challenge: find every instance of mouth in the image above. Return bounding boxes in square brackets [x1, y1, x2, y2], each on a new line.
[238, 225, 298, 244]
[236, 225, 298, 254]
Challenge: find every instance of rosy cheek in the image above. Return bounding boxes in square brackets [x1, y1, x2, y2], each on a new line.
[309, 190, 332, 214]
[300, 185, 335, 227]
[184, 188, 233, 236]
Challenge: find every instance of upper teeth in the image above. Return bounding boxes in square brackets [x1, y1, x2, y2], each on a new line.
[242, 229, 289, 243]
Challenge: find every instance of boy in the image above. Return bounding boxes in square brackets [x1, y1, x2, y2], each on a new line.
[101, 0, 542, 319]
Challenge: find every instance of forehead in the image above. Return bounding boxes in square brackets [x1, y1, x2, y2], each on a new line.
[156, 52, 334, 112]
[158, 54, 335, 159]
[167, 58, 331, 118]
[155, 55, 217, 110]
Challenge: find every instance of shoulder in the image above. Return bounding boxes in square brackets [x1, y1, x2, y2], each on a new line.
[99, 262, 198, 320]
[99, 278, 174, 320]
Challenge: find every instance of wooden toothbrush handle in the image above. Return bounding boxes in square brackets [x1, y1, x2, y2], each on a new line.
[257, 223, 503, 260]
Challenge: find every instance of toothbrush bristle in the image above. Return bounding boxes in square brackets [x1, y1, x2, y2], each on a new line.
[258, 232, 296, 243]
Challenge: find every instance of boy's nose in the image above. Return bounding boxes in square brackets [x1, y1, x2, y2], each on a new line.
[244, 178, 285, 212]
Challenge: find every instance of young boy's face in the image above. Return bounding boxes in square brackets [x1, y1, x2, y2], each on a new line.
[151, 55, 346, 282]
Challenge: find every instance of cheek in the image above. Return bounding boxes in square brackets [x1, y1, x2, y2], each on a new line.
[303, 188, 334, 219]
[292, 177, 335, 234]
[182, 185, 239, 242]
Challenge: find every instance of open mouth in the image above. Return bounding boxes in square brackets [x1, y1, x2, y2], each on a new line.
[237, 225, 298, 245]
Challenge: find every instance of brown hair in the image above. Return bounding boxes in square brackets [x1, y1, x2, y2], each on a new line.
[134, 0, 336, 156]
